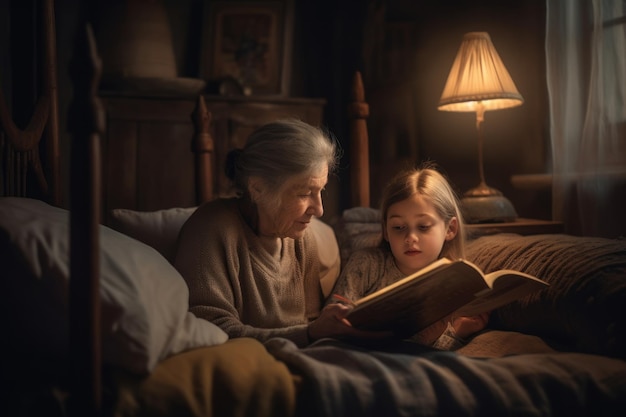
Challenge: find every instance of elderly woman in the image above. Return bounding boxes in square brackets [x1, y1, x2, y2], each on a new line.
[175, 119, 378, 347]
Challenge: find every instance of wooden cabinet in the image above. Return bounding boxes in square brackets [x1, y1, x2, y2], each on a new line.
[100, 92, 325, 224]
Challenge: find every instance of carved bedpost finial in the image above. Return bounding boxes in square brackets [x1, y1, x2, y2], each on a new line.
[192, 95, 215, 203]
[348, 71, 370, 208]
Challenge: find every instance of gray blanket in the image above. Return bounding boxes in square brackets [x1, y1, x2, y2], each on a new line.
[265, 337, 626, 417]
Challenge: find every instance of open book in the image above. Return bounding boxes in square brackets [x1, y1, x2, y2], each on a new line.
[344, 258, 549, 336]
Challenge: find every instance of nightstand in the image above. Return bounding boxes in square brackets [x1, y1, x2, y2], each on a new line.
[466, 218, 564, 238]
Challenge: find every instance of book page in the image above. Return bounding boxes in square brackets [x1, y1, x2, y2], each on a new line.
[454, 269, 549, 316]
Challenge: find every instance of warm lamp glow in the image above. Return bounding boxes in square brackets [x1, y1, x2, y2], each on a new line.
[438, 32, 523, 223]
[439, 32, 523, 112]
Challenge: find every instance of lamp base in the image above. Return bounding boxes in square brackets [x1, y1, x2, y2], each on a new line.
[461, 183, 518, 223]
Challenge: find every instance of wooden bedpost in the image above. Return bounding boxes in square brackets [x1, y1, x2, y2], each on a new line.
[67, 21, 105, 417]
[348, 71, 370, 207]
[43, 0, 60, 206]
[192, 95, 215, 203]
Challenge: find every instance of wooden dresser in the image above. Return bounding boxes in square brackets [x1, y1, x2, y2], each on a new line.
[100, 91, 326, 223]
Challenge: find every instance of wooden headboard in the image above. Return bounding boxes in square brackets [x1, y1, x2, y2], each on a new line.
[0, 0, 60, 206]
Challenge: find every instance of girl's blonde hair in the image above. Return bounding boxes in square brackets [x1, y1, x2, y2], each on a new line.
[379, 163, 466, 260]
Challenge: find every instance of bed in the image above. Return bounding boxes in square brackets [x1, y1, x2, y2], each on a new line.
[2, 2, 626, 416]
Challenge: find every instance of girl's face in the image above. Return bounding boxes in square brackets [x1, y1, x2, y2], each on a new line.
[383, 194, 457, 276]
[255, 167, 328, 239]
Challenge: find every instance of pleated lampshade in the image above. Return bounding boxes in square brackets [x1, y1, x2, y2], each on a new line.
[438, 32, 523, 112]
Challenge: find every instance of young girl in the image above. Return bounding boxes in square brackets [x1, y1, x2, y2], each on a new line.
[329, 164, 489, 350]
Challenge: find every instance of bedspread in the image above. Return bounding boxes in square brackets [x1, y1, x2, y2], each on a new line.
[265, 337, 626, 417]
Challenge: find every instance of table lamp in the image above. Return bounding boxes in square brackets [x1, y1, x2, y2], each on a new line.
[438, 32, 523, 223]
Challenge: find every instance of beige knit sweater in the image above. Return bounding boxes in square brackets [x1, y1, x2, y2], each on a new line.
[174, 198, 323, 347]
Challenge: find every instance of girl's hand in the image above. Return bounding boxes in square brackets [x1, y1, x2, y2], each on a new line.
[451, 312, 490, 339]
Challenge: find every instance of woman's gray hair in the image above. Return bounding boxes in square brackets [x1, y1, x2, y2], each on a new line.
[225, 118, 339, 197]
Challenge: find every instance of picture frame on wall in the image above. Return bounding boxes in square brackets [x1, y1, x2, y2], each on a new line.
[200, 1, 293, 96]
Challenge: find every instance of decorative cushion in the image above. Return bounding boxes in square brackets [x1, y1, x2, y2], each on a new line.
[110, 207, 198, 263]
[465, 233, 626, 359]
[332, 207, 382, 266]
[0, 197, 228, 375]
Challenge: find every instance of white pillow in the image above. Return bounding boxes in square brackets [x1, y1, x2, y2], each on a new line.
[0, 197, 227, 375]
[109, 207, 197, 263]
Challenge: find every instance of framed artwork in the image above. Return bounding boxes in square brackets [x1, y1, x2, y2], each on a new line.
[201, 1, 292, 95]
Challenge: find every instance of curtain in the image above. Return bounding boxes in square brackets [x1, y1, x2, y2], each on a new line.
[546, 0, 626, 238]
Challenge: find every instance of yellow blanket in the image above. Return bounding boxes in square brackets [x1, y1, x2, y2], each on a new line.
[114, 337, 296, 417]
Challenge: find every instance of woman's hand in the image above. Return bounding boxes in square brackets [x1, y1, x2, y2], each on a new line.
[307, 303, 393, 342]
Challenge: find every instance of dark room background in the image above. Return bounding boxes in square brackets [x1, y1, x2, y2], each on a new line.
[1, 0, 550, 222]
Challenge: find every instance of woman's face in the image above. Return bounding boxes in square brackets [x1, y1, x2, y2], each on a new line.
[256, 166, 328, 239]
[383, 194, 457, 276]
